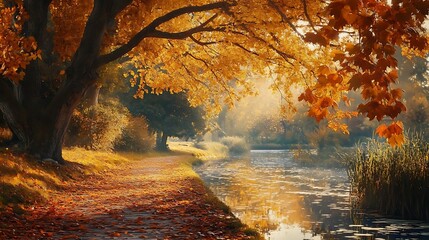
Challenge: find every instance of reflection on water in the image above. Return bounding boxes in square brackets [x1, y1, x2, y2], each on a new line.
[195, 150, 429, 240]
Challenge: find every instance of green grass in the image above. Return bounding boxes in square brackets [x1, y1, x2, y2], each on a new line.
[346, 133, 429, 220]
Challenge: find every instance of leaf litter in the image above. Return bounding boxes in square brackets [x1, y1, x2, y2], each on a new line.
[0, 155, 254, 239]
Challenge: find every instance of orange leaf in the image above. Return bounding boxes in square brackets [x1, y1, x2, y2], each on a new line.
[387, 69, 398, 81]
[317, 65, 331, 75]
[388, 121, 403, 135]
[375, 124, 388, 137]
[390, 88, 403, 99]
[348, 74, 362, 90]
[341, 5, 358, 24]
[298, 88, 317, 104]
[387, 133, 405, 146]
[304, 32, 329, 46]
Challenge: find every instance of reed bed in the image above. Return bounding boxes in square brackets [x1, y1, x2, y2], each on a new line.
[347, 133, 429, 221]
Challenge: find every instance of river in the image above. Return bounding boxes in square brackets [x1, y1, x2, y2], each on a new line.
[194, 150, 429, 240]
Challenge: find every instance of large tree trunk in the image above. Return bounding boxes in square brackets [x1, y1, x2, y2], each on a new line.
[0, 0, 133, 163]
[156, 132, 169, 151]
[82, 84, 101, 109]
[0, 77, 84, 164]
[16, 0, 130, 163]
[28, 104, 76, 164]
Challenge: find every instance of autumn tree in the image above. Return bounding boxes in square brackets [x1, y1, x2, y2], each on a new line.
[121, 89, 206, 151]
[0, 0, 428, 163]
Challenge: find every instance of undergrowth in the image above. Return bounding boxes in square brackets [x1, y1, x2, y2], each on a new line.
[346, 133, 429, 220]
[220, 136, 250, 155]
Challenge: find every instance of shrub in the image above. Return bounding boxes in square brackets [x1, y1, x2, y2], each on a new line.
[346, 132, 429, 220]
[220, 136, 250, 155]
[115, 117, 155, 152]
[66, 100, 129, 151]
[194, 141, 229, 158]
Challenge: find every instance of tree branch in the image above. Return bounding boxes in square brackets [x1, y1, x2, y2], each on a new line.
[147, 26, 225, 40]
[301, 0, 317, 31]
[109, 0, 132, 18]
[190, 35, 220, 46]
[186, 53, 236, 100]
[234, 23, 296, 63]
[96, 1, 233, 67]
[181, 63, 210, 89]
[267, 0, 305, 39]
[232, 42, 260, 56]
[48, 0, 130, 116]
[21, 0, 54, 108]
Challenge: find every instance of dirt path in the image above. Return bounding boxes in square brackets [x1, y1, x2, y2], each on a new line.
[0, 155, 253, 239]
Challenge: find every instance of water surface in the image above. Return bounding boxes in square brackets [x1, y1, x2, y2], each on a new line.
[195, 150, 429, 240]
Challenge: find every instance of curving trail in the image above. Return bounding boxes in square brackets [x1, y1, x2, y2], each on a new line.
[0, 155, 251, 239]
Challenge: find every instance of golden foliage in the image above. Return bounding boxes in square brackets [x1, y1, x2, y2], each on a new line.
[0, 6, 39, 82]
[2, 0, 429, 146]
[50, 0, 93, 61]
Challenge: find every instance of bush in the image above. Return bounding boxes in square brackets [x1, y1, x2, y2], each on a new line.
[115, 117, 155, 152]
[66, 100, 129, 151]
[220, 136, 250, 155]
[346, 132, 429, 220]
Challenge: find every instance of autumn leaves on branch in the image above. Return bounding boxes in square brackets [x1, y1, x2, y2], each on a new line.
[1, 0, 429, 150]
[298, 0, 428, 145]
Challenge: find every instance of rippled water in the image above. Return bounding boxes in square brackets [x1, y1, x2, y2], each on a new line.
[194, 150, 429, 240]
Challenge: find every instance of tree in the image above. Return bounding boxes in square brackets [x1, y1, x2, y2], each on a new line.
[121, 89, 206, 151]
[0, 0, 428, 162]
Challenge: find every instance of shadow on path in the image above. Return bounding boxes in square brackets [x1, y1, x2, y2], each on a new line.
[0, 156, 251, 239]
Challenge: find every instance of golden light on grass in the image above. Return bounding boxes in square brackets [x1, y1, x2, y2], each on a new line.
[0, 148, 136, 209]
[347, 132, 429, 220]
[169, 141, 229, 161]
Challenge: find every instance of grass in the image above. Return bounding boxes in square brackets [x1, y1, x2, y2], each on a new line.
[346, 133, 429, 220]
[169, 141, 229, 161]
[220, 136, 250, 155]
[0, 147, 151, 211]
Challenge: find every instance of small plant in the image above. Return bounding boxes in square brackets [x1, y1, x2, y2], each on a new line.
[220, 136, 250, 155]
[66, 99, 129, 151]
[115, 117, 155, 152]
[346, 132, 429, 220]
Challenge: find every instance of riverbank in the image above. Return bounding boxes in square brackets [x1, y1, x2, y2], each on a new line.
[194, 149, 429, 239]
[0, 148, 260, 239]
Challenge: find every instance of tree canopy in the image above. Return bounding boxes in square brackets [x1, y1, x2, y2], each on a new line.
[0, 0, 428, 161]
[121, 89, 206, 150]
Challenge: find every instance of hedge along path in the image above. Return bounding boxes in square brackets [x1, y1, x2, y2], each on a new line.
[0, 155, 253, 239]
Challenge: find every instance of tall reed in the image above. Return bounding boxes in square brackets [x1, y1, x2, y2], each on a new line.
[347, 133, 429, 220]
